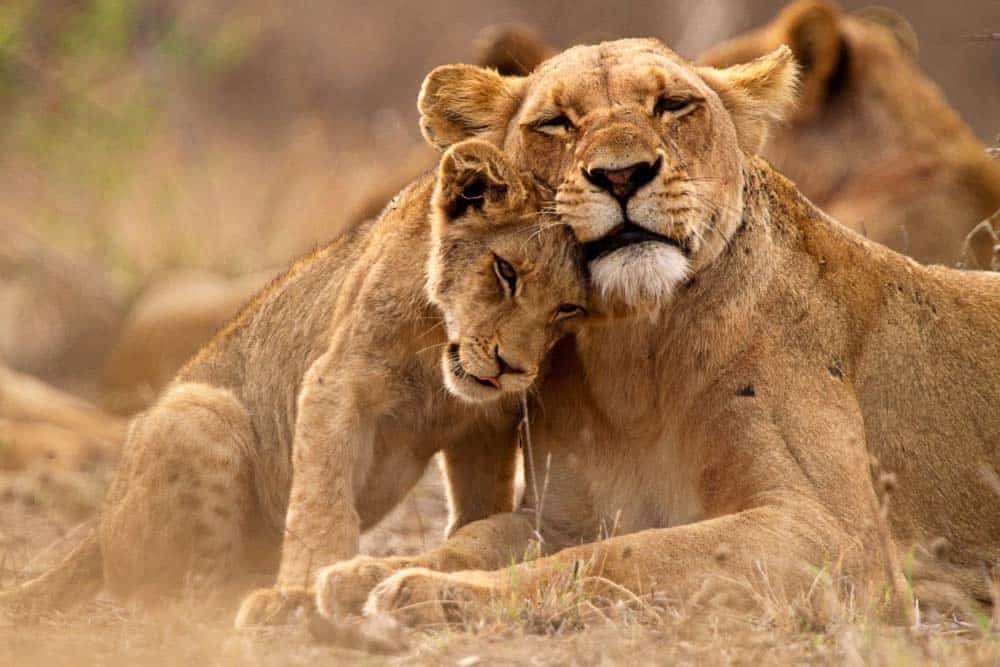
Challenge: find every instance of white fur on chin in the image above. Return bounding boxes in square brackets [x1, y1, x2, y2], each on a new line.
[590, 243, 691, 308]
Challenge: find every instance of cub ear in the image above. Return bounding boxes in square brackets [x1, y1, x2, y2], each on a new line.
[434, 140, 526, 222]
[774, 0, 844, 116]
[697, 45, 800, 155]
[419, 65, 525, 150]
[475, 24, 556, 76]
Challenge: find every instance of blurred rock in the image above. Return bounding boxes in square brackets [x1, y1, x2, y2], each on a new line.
[0, 364, 125, 471]
[0, 221, 124, 396]
[100, 269, 277, 415]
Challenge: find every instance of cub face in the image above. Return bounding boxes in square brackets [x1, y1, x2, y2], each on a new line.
[427, 139, 588, 403]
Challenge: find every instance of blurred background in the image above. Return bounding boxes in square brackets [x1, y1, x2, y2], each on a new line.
[3, 1, 996, 291]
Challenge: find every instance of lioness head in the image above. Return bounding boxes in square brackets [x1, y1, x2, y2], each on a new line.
[428, 139, 588, 403]
[419, 39, 797, 309]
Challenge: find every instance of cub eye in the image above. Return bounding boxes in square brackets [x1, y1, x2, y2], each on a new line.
[533, 114, 575, 135]
[553, 303, 586, 321]
[654, 96, 695, 116]
[493, 256, 518, 295]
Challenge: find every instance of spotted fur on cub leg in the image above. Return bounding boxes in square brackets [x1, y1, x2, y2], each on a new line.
[100, 383, 259, 604]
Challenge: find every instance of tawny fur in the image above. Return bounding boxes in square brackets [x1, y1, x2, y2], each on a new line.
[314, 38, 1000, 627]
[0, 141, 587, 625]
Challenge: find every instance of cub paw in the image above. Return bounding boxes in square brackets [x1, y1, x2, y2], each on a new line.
[315, 555, 406, 619]
[234, 587, 314, 629]
[364, 568, 480, 626]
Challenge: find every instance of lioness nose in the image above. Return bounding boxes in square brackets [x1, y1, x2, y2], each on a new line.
[583, 158, 662, 201]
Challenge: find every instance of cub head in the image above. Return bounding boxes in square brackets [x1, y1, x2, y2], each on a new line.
[428, 139, 588, 403]
[419, 38, 797, 310]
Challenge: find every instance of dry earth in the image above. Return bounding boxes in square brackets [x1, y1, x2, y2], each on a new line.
[2, 453, 999, 666]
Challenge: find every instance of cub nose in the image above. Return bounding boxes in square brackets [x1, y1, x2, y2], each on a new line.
[583, 157, 662, 201]
[495, 346, 524, 376]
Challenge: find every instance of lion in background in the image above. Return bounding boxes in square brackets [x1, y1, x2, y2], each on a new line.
[698, 0, 1000, 266]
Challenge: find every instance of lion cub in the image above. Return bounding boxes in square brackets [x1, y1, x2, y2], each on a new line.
[0, 140, 587, 622]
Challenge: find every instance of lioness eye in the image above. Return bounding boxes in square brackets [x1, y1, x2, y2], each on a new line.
[654, 96, 694, 116]
[553, 304, 586, 321]
[534, 114, 574, 135]
[493, 256, 518, 295]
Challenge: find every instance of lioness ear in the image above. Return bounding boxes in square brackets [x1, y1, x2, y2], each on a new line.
[475, 24, 556, 76]
[434, 139, 525, 222]
[775, 0, 843, 116]
[697, 45, 800, 154]
[419, 65, 524, 150]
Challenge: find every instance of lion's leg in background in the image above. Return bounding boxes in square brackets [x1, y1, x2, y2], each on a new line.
[440, 419, 520, 537]
[314, 420, 526, 619]
[100, 382, 262, 606]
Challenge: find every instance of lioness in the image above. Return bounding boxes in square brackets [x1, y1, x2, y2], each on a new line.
[0, 140, 588, 620]
[313, 39, 1000, 625]
[698, 0, 1000, 266]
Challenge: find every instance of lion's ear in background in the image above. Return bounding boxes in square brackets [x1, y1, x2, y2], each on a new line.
[697, 45, 800, 155]
[773, 0, 845, 118]
[854, 6, 918, 59]
[475, 24, 556, 76]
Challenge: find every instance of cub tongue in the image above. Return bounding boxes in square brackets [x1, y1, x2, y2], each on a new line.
[475, 375, 501, 389]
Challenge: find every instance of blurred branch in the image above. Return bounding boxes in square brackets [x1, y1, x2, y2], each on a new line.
[964, 31, 1000, 42]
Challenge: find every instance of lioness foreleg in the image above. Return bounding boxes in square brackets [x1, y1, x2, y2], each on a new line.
[366, 502, 869, 625]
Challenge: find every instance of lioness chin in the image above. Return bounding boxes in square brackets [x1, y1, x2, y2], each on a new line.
[0, 140, 588, 625]
[314, 38, 1000, 627]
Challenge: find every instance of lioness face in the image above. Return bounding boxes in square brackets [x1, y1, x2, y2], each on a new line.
[427, 140, 588, 403]
[420, 39, 796, 309]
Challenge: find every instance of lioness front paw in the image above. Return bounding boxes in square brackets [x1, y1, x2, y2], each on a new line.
[364, 568, 486, 626]
[234, 587, 314, 629]
[315, 555, 407, 619]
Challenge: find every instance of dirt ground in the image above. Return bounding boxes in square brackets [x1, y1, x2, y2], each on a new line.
[2, 462, 999, 666]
